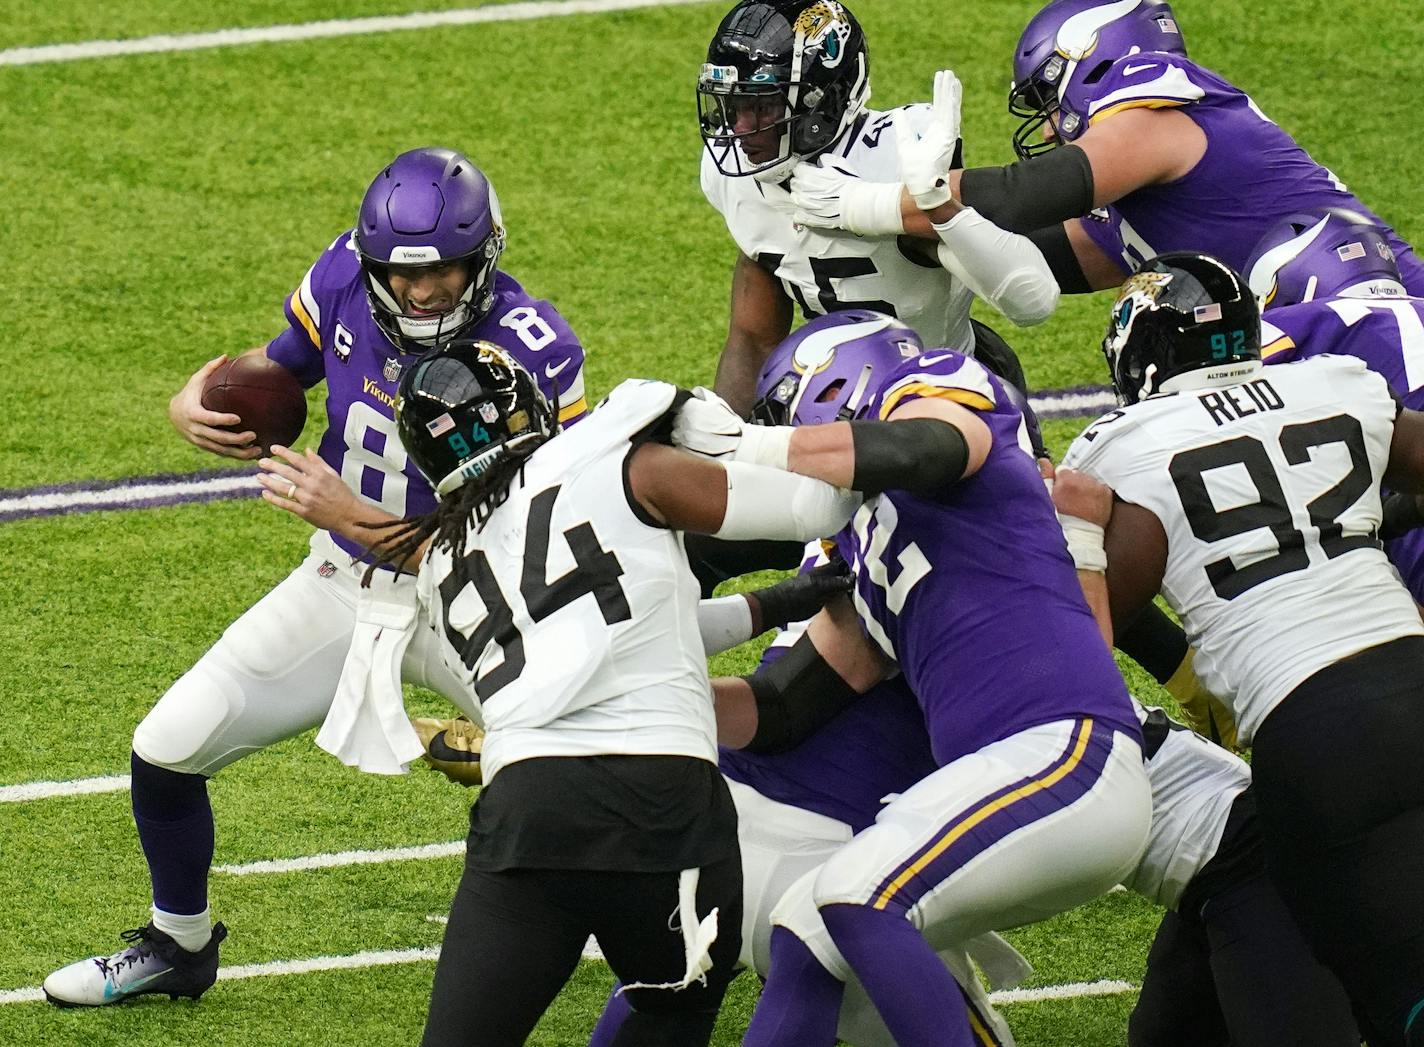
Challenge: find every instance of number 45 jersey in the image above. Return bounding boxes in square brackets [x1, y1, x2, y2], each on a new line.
[1062, 355, 1424, 746]
[418, 380, 716, 786]
[265, 230, 587, 562]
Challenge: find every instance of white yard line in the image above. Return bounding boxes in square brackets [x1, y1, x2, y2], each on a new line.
[0, 775, 130, 803]
[0, 0, 715, 67]
[990, 978, 1136, 1004]
[214, 840, 465, 875]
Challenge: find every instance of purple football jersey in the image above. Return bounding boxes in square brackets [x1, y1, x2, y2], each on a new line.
[832, 352, 1139, 766]
[264, 231, 587, 561]
[718, 550, 937, 832]
[1262, 294, 1424, 600]
[1076, 54, 1424, 295]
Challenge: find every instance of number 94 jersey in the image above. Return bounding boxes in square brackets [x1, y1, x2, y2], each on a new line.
[1062, 355, 1424, 745]
[701, 106, 975, 351]
[417, 380, 716, 786]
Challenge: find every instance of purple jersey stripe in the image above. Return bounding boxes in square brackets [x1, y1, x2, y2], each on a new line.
[868, 719, 1114, 912]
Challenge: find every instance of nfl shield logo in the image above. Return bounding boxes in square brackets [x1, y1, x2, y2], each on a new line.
[479, 402, 500, 424]
[317, 561, 337, 579]
[383, 357, 402, 383]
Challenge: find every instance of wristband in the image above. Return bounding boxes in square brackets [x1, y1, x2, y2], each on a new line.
[1058, 513, 1107, 573]
[841, 180, 906, 236]
[736, 424, 794, 470]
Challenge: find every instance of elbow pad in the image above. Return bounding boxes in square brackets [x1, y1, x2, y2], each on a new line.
[850, 419, 969, 496]
[714, 461, 862, 542]
[933, 208, 1059, 327]
[958, 146, 1095, 234]
[744, 635, 859, 754]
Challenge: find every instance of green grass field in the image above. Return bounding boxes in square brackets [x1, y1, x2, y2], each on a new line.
[1, 1, 1420, 1044]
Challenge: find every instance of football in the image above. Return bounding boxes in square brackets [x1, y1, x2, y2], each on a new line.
[201, 354, 307, 453]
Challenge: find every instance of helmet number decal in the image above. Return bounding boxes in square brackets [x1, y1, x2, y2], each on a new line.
[498, 306, 557, 353]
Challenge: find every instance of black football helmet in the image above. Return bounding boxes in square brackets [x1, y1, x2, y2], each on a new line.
[395, 340, 557, 499]
[698, 0, 870, 182]
[1103, 253, 1262, 404]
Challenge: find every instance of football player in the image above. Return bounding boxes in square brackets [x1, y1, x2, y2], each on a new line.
[376, 340, 864, 1047]
[789, 0, 1424, 299]
[43, 147, 588, 1008]
[696, 0, 1059, 415]
[1244, 207, 1424, 603]
[1058, 252, 1424, 1047]
[673, 346, 1152, 1046]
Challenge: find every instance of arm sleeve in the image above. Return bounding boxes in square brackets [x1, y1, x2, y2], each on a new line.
[714, 462, 862, 542]
[932, 207, 1059, 326]
[1027, 223, 1095, 295]
[743, 633, 860, 753]
[957, 145, 1095, 234]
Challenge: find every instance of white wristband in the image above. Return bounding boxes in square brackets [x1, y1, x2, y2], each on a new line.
[696, 595, 755, 656]
[840, 180, 906, 237]
[1058, 513, 1107, 574]
[735, 424, 794, 470]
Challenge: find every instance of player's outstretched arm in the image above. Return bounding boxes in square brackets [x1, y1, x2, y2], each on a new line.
[626, 440, 860, 542]
[698, 560, 853, 656]
[714, 593, 888, 752]
[168, 350, 263, 459]
[713, 251, 794, 418]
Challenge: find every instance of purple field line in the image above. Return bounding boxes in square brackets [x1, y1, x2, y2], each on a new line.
[0, 385, 1114, 523]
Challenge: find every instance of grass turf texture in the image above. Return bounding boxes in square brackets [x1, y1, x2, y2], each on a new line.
[0, 0, 1417, 1043]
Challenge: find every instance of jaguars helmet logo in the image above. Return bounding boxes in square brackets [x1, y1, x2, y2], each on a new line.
[1108, 271, 1174, 346]
[794, 2, 853, 69]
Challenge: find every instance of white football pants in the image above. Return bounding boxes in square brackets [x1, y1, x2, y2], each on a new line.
[133, 531, 468, 776]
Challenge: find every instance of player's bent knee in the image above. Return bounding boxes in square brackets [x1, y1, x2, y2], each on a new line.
[133, 666, 241, 774]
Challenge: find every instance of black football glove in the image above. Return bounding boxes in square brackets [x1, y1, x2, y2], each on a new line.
[751, 557, 854, 632]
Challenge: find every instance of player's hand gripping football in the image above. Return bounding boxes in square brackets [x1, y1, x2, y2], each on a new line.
[169, 355, 260, 459]
[896, 70, 963, 211]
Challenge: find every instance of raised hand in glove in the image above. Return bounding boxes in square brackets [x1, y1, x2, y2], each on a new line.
[895, 69, 962, 211]
[748, 557, 855, 631]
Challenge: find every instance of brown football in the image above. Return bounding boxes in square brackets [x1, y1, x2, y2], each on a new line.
[200, 355, 307, 454]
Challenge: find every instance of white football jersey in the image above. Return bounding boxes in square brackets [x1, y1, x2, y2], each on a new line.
[418, 380, 715, 784]
[701, 106, 976, 351]
[1064, 355, 1424, 744]
[1125, 704, 1250, 910]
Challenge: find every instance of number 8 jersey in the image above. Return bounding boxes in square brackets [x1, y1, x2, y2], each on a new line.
[418, 380, 716, 786]
[265, 230, 587, 562]
[1063, 354, 1424, 745]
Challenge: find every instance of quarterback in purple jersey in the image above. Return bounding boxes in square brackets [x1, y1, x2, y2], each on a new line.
[673, 342, 1150, 1047]
[43, 147, 587, 1009]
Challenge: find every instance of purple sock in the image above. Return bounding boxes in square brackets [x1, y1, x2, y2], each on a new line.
[742, 927, 844, 1047]
[588, 984, 632, 1047]
[820, 903, 976, 1047]
[130, 752, 214, 916]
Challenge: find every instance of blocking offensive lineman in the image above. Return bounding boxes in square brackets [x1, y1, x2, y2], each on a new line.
[697, 0, 1058, 414]
[44, 147, 586, 1008]
[372, 341, 864, 1046]
[1059, 252, 1424, 1046]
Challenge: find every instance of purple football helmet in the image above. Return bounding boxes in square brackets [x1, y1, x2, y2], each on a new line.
[354, 147, 506, 353]
[1008, 0, 1187, 160]
[1244, 207, 1405, 308]
[752, 310, 923, 427]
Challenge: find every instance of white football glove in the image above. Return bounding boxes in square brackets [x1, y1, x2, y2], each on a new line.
[672, 387, 793, 469]
[896, 69, 963, 211]
[789, 161, 904, 236]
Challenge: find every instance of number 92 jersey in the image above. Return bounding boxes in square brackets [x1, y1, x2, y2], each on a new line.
[264, 230, 588, 561]
[1062, 355, 1424, 745]
[701, 107, 975, 351]
[417, 380, 717, 786]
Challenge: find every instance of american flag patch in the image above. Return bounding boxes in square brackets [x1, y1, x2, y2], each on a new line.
[1337, 242, 1367, 261]
[1157, 16, 1179, 33]
[1193, 303, 1223, 323]
[427, 413, 456, 437]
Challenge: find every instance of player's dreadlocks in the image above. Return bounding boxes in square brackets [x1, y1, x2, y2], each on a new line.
[360, 448, 537, 585]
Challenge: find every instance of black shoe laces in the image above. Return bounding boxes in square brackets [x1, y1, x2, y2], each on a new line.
[95, 927, 158, 977]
